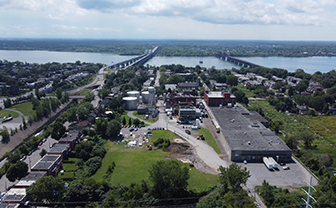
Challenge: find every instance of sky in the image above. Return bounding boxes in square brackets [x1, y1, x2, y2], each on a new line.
[0, 0, 336, 41]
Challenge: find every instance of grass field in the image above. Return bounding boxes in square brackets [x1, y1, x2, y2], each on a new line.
[10, 102, 34, 117]
[132, 111, 158, 123]
[149, 130, 180, 143]
[75, 89, 92, 96]
[195, 128, 221, 154]
[92, 136, 219, 190]
[0, 109, 20, 119]
[236, 84, 256, 98]
[59, 158, 78, 179]
[121, 111, 149, 127]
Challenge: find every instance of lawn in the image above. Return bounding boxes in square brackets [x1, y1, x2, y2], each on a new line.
[75, 89, 92, 96]
[0, 109, 19, 119]
[195, 128, 222, 154]
[10, 102, 34, 117]
[121, 111, 149, 127]
[92, 137, 219, 190]
[59, 158, 78, 179]
[133, 111, 158, 123]
[236, 84, 256, 98]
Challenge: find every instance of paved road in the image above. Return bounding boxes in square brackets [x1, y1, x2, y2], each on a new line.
[154, 71, 160, 87]
[0, 136, 58, 192]
[0, 108, 29, 135]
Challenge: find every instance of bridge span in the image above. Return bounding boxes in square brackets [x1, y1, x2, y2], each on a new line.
[110, 46, 160, 69]
[215, 52, 262, 69]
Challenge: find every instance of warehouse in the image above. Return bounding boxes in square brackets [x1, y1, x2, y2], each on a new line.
[210, 105, 292, 162]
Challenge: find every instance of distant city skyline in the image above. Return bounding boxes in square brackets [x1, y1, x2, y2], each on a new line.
[1, 0, 336, 41]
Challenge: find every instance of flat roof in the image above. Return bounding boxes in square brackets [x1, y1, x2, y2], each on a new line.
[16, 172, 46, 187]
[4, 188, 26, 202]
[210, 106, 291, 152]
[59, 130, 79, 142]
[31, 155, 61, 170]
[48, 145, 68, 154]
[206, 91, 223, 98]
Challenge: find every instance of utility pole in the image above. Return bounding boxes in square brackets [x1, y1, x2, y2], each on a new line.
[301, 177, 316, 208]
[306, 177, 312, 208]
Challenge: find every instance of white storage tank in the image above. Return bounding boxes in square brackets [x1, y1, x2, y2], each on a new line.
[148, 87, 156, 106]
[142, 91, 149, 103]
[123, 97, 137, 110]
[127, 91, 140, 102]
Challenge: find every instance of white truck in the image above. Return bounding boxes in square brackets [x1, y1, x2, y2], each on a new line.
[263, 157, 273, 170]
[268, 157, 278, 169]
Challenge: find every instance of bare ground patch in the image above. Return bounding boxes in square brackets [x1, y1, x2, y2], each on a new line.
[165, 139, 218, 175]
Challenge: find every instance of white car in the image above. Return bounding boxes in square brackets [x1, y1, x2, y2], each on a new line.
[283, 166, 290, 170]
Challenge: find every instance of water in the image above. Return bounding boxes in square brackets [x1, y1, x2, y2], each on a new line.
[0, 50, 135, 65]
[239, 56, 336, 74]
[1, 50, 336, 74]
[146, 56, 238, 70]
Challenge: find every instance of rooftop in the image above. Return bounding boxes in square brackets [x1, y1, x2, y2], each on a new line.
[210, 106, 291, 152]
[4, 188, 26, 202]
[59, 130, 80, 142]
[31, 155, 61, 170]
[16, 172, 46, 187]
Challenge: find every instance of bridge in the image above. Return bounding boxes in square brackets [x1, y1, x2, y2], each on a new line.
[110, 46, 160, 69]
[215, 52, 262, 69]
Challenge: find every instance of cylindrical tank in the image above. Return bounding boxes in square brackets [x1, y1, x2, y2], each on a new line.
[142, 91, 149, 103]
[148, 87, 156, 106]
[123, 97, 137, 110]
[127, 91, 140, 101]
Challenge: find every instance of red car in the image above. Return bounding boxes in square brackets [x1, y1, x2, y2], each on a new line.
[39, 142, 43, 146]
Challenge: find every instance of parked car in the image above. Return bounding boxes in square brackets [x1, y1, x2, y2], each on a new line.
[283, 166, 290, 170]
[20, 155, 26, 161]
[134, 128, 138, 131]
[129, 128, 134, 132]
[39, 142, 43, 146]
[185, 130, 191, 134]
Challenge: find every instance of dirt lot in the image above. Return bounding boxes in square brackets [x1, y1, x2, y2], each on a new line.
[166, 139, 218, 175]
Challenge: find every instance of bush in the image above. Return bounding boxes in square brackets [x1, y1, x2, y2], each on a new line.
[85, 156, 102, 176]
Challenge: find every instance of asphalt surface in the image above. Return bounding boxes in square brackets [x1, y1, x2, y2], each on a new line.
[0, 136, 58, 193]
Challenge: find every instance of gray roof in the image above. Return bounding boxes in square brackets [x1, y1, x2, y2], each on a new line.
[31, 155, 61, 170]
[59, 130, 79, 142]
[243, 111, 269, 123]
[210, 106, 291, 152]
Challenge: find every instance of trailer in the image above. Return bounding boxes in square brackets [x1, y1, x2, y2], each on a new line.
[268, 157, 278, 169]
[263, 157, 273, 170]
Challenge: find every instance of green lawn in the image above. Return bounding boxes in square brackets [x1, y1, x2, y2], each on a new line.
[92, 139, 219, 190]
[149, 130, 179, 143]
[236, 84, 256, 98]
[0, 109, 19, 119]
[196, 128, 222, 154]
[133, 111, 158, 123]
[59, 158, 78, 179]
[10, 102, 34, 117]
[121, 111, 149, 127]
[75, 89, 92, 96]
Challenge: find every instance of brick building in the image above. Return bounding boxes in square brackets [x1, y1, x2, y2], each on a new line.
[204, 91, 236, 107]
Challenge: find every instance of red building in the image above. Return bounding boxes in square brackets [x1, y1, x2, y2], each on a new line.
[165, 93, 197, 108]
[204, 91, 236, 107]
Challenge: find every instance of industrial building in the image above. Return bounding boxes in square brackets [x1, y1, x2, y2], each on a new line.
[179, 108, 201, 121]
[210, 105, 292, 162]
[123, 97, 138, 110]
[204, 90, 236, 107]
[31, 155, 62, 176]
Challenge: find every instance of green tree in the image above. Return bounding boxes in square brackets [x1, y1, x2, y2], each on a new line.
[149, 160, 189, 199]
[51, 120, 66, 140]
[288, 85, 294, 97]
[26, 176, 65, 203]
[295, 80, 308, 93]
[218, 163, 250, 193]
[320, 153, 333, 167]
[1, 126, 10, 141]
[56, 87, 62, 100]
[226, 75, 238, 86]
[259, 180, 275, 206]
[40, 148, 47, 158]
[6, 161, 28, 182]
[128, 117, 132, 126]
[298, 130, 315, 148]
[133, 118, 141, 126]
[167, 74, 184, 84]
[106, 119, 122, 139]
[122, 117, 126, 126]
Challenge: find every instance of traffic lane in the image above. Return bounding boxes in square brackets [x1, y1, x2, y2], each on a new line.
[23, 136, 58, 171]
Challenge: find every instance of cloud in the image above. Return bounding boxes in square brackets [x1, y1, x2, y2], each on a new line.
[72, 0, 336, 26]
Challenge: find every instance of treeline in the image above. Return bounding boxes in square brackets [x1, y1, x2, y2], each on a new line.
[2, 39, 336, 57]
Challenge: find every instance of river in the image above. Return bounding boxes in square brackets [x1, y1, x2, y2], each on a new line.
[1, 50, 336, 74]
